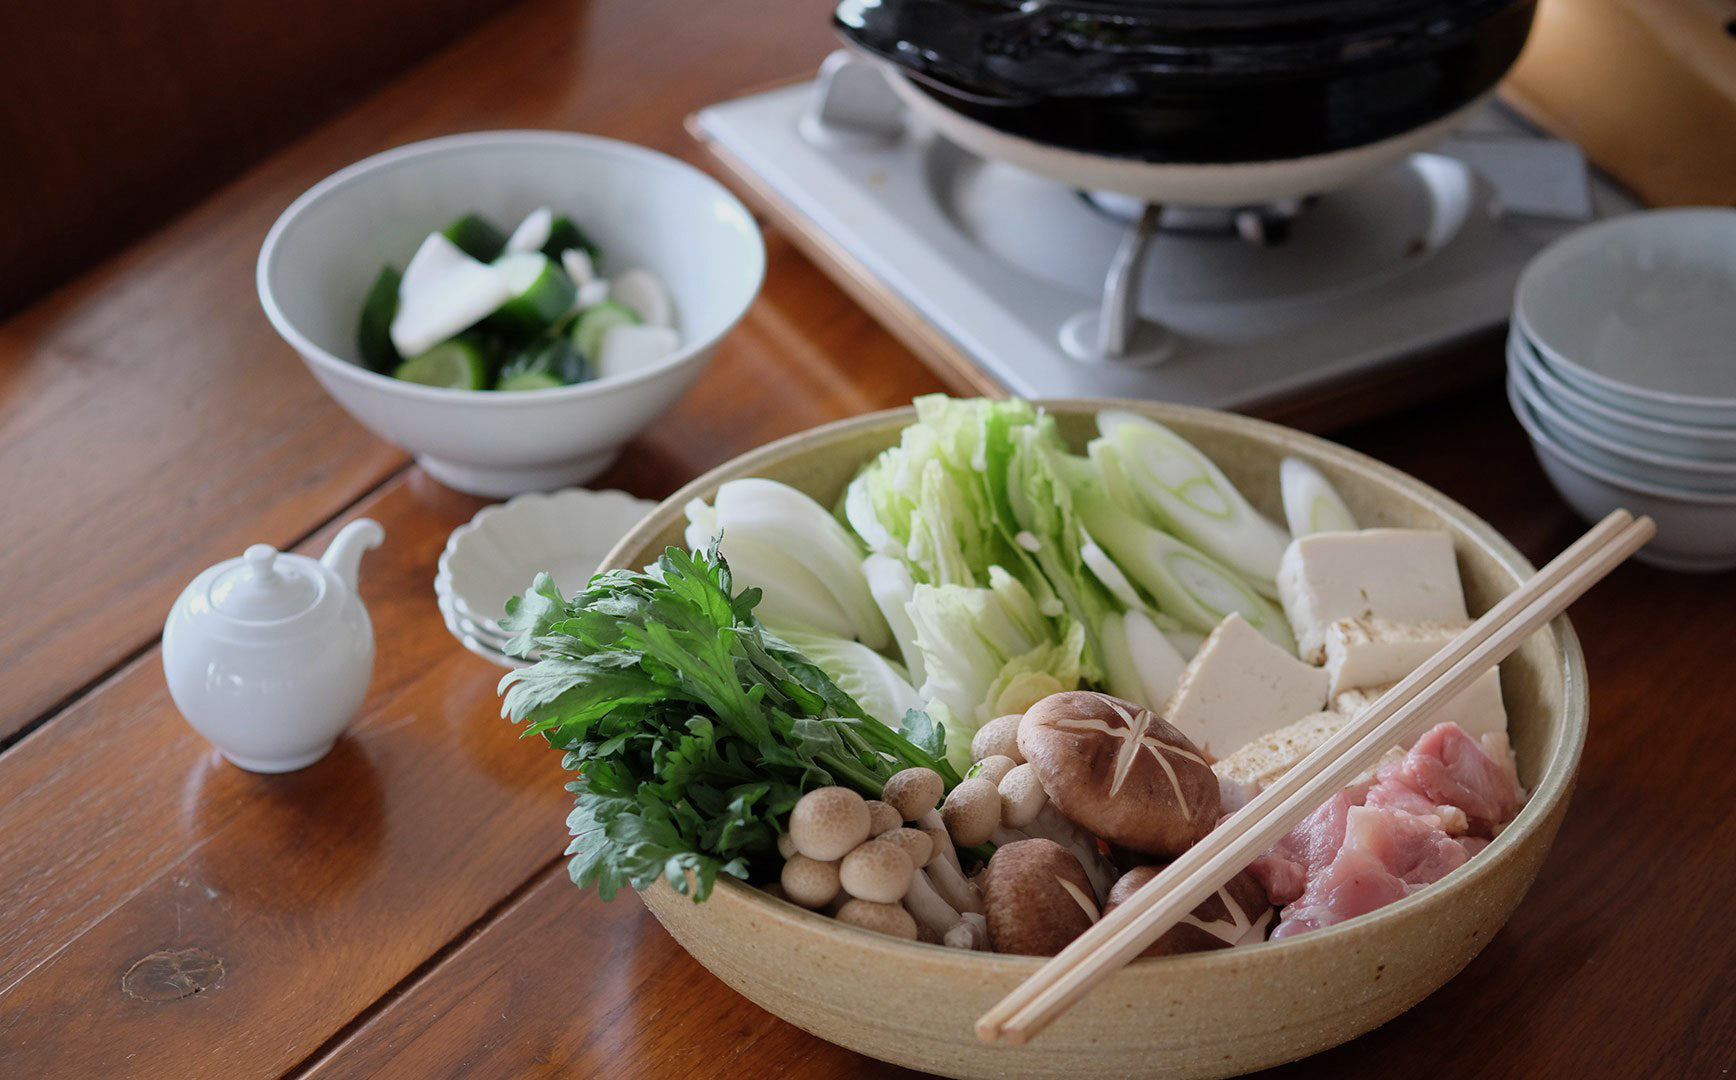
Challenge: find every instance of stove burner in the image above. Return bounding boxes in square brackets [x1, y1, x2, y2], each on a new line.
[1081, 192, 1310, 246]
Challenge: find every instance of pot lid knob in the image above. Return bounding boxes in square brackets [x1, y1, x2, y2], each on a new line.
[207, 543, 321, 622]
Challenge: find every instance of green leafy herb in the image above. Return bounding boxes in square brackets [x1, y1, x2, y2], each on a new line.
[499, 542, 957, 903]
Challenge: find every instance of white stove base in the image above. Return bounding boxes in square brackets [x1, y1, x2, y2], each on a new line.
[694, 75, 1636, 414]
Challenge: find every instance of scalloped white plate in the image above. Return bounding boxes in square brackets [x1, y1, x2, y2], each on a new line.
[434, 587, 529, 670]
[437, 487, 657, 637]
[434, 568, 513, 648]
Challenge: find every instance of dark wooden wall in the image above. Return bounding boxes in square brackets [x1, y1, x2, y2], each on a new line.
[0, 0, 521, 316]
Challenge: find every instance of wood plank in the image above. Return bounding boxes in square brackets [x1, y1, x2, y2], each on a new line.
[0, 0, 878, 740]
[291, 386, 1736, 1078]
[297, 868, 927, 1080]
[0, 275, 945, 1076]
[0, 0, 516, 314]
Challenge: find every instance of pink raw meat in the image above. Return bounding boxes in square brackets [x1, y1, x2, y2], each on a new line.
[1343, 805, 1472, 885]
[1362, 775, 1468, 835]
[1270, 847, 1411, 939]
[1246, 791, 1356, 906]
[1248, 723, 1528, 940]
[1271, 807, 1474, 939]
[1399, 724, 1526, 836]
[1247, 853, 1309, 908]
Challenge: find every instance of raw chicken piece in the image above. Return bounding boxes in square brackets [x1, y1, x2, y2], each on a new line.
[1248, 722, 1528, 939]
[1271, 848, 1411, 940]
[1343, 804, 1473, 885]
[1246, 852, 1308, 908]
[1362, 778, 1469, 836]
[1246, 791, 1356, 906]
[1272, 806, 1474, 939]
[1398, 723, 1526, 836]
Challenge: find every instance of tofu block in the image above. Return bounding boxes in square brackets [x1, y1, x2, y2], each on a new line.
[1276, 529, 1469, 662]
[1333, 667, 1508, 741]
[1323, 616, 1471, 696]
[1212, 710, 1349, 795]
[1166, 613, 1329, 757]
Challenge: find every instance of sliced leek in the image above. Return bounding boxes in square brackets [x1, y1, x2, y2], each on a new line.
[1077, 489, 1295, 651]
[1279, 456, 1357, 536]
[1094, 410, 1290, 596]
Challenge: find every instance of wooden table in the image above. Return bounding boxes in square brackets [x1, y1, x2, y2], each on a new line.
[2, 1, 1730, 1076]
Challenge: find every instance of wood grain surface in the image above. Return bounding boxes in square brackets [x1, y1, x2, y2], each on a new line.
[259, 390, 1736, 1080]
[0, 0, 517, 315]
[2, 0, 1731, 1077]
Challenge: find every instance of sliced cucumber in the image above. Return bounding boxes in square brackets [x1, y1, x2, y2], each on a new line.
[440, 213, 507, 261]
[550, 340, 590, 384]
[570, 298, 641, 360]
[610, 268, 674, 327]
[393, 338, 489, 390]
[504, 207, 554, 255]
[500, 338, 590, 387]
[497, 370, 564, 391]
[488, 253, 577, 340]
[391, 234, 511, 357]
[596, 323, 681, 380]
[542, 215, 599, 262]
[356, 265, 402, 373]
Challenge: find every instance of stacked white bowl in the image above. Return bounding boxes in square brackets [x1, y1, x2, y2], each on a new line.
[1506, 208, 1736, 572]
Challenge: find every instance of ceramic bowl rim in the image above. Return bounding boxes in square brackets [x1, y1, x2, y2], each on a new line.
[256, 129, 766, 406]
[1512, 207, 1736, 411]
[604, 398, 1590, 974]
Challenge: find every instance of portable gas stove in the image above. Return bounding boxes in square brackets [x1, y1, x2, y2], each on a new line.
[693, 53, 1639, 423]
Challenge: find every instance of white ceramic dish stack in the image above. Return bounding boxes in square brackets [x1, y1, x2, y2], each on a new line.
[1506, 208, 1736, 572]
[435, 487, 657, 668]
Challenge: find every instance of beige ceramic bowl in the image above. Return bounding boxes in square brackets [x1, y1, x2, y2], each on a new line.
[603, 400, 1586, 1080]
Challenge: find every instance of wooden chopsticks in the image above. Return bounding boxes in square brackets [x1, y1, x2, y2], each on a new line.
[976, 509, 1655, 1046]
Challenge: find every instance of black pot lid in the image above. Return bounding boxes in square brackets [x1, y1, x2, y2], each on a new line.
[837, 0, 1528, 105]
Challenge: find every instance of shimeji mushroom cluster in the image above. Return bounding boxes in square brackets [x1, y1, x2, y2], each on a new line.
[772, 689, 1274, 956]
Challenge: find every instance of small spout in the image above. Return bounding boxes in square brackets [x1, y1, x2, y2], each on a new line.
[320, 518, 385, 592]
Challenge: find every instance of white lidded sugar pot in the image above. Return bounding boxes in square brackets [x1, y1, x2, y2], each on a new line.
[163, 519, 384, 772]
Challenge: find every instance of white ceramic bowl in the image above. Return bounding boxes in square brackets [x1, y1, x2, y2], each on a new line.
[257, 131, 765, 496]
[1507, 377, 1736, 571]
[438, 487, 655, 633]
[1507, 364, 1736, 494]
[1507, 331, 1736, 462]
[1512, 208, 1736, 426]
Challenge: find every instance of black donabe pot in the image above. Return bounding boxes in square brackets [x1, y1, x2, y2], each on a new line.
[835, 0, 1535, 164]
